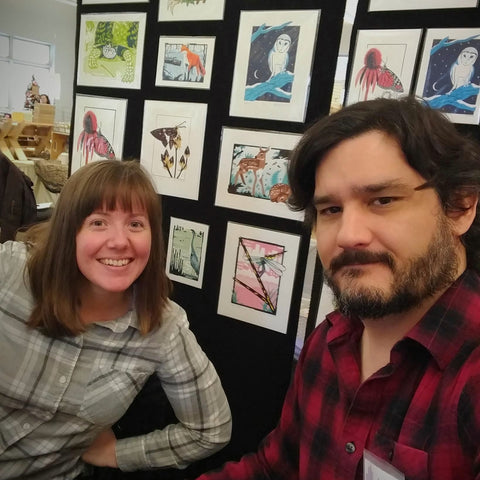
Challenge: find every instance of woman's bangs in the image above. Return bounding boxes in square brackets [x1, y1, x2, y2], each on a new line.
[98, 177, 149, 213]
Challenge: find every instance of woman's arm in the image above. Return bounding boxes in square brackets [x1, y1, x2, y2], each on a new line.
[114, 304, 232, 471]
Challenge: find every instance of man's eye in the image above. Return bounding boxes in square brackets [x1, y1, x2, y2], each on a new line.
[372, 197, 395, 206]
[318, 206, 342, 216]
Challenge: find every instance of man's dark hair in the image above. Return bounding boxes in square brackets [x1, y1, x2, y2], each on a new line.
[288, 96, 480, 272]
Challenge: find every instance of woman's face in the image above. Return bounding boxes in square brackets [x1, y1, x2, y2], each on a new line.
[75, 203, 151, 298]
[40, 95, 49, 104]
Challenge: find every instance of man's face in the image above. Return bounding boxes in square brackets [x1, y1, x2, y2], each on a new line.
[313, 130, 460, 319]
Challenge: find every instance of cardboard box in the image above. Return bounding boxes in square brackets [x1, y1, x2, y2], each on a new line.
[33, 104, 55, 124]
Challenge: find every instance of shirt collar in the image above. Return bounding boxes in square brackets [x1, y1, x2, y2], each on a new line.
[406, 269, 480, 369]
[325, 269, 480, 370]
[93, 309, 139, 333]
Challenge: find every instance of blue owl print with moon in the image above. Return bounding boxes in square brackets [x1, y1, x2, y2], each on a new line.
[244, 22, 300, 103]
[422, 34, 480, 115]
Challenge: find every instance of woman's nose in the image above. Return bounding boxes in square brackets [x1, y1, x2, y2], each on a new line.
[106, 225, 129, 248]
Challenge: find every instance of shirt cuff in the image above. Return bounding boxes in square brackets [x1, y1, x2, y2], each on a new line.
[115, 436, 148, 472]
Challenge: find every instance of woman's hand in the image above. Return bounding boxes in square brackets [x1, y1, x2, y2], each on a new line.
[82, 428, 119, 468]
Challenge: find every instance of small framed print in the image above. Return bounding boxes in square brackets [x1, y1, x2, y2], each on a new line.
[415, 28, 480, 124]
[215, 127, 303, 221]
[158, 0, 225, 22]
[230, 9, 320, 122]
[218, 222, 300, 334]
[345, 29, 422, 106]
[71, 94, 127, 174]
[166, 217, 209, 289]
[77, 12, 146, 89]
[369, 0, 478, 11]
[155, 36, 216, 90]
[140, 100, 207, 201]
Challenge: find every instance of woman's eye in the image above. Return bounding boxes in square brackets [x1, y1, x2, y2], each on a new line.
[130, 220, 147, 230]
[90, 219, 105, 227]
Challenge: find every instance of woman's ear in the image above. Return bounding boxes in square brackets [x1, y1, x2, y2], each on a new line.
[447, 193, 479, 236]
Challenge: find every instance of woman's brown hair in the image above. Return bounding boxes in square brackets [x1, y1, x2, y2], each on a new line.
[26, 159, 171, 337]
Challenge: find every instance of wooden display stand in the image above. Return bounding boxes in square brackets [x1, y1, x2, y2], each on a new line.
[7, 122, 54, 161]
[50, 131, 70, 160]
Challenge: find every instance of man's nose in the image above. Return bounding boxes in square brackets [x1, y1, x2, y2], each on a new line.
[336, 207, 373, 249]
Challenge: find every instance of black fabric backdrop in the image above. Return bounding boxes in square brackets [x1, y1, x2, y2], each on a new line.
[72, 0, 480, 478]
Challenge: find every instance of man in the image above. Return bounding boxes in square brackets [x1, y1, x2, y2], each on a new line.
[197, 97, 480, 479]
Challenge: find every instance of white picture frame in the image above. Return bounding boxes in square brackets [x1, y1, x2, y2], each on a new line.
[218, 222, 300, 334]
[77, 12, 146, 90]
[158, 0, 225, 22]
[71, 94, 127, 174]
[229, 9, 321, 122]
[215, 127, 303, 221]
[369, 0, 478, 11]
[140, 100, 207, 201]
[345, 29, 422, 106]
[166, 217, 209, 289]
[155, 36, 216, 90]
[415, 28, 480, 124]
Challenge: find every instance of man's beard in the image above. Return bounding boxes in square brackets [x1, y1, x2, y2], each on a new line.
[323, 215, 460, 319]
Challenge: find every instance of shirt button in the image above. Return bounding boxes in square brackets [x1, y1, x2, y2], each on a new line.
[345, 441, 356, 453]
[59, 375, 67, 384]
[23, 423, 31, 430]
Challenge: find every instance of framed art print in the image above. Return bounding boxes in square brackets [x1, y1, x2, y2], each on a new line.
[345, 29, 422, 106]
[71, 94, 127, 174]
[140, 100, 207, 200]
[155, 36, 216, 90]
[369, 0, 478, 11]
[229, 9, 321, 122]
[415, 28, 480, 124]
[158, 0, 225, 22]
[166, 217, 209, 289]
[77, 12, 146, 89]
[218, 222, 300, 334]
[215, 127, 303, 221]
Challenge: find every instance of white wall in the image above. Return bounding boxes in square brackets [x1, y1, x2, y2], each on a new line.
[0, 0, 76, 122]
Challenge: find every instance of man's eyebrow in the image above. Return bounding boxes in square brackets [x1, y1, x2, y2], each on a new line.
[313, 180, 413, 205]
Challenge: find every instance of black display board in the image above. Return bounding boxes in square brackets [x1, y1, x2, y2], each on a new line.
[72, 0, 346, 477]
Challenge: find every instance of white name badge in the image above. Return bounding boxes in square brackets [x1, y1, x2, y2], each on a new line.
[364, 450, 405, 480]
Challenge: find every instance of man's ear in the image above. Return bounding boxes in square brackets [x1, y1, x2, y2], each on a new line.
[447, 193, 479, 236]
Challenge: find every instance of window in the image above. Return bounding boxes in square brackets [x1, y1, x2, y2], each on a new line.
[0, 33, 55, 112]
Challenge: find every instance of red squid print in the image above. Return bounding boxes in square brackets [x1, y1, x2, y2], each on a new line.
[355, 48, 404, 101]
[77, 110, 116, 164]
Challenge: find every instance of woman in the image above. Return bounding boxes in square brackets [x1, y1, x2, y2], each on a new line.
[0, 160, 231, 479]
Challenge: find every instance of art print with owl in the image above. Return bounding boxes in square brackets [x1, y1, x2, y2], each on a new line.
[416, 28, 480, 124]
[229, 10, 320, 122]
[244, 25, 299, 104]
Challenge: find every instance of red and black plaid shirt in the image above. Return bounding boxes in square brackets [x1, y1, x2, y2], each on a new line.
[199, 269, 480, 480]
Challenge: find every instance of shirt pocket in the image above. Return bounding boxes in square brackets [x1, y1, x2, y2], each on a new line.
[391, 441, 428, 480]
[79, 365, 151, 426]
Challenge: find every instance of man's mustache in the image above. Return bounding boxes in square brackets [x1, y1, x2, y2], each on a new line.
[329, 250, 395, 275]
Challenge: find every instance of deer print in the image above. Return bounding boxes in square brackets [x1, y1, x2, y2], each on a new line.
[234, 147, 270, 197]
